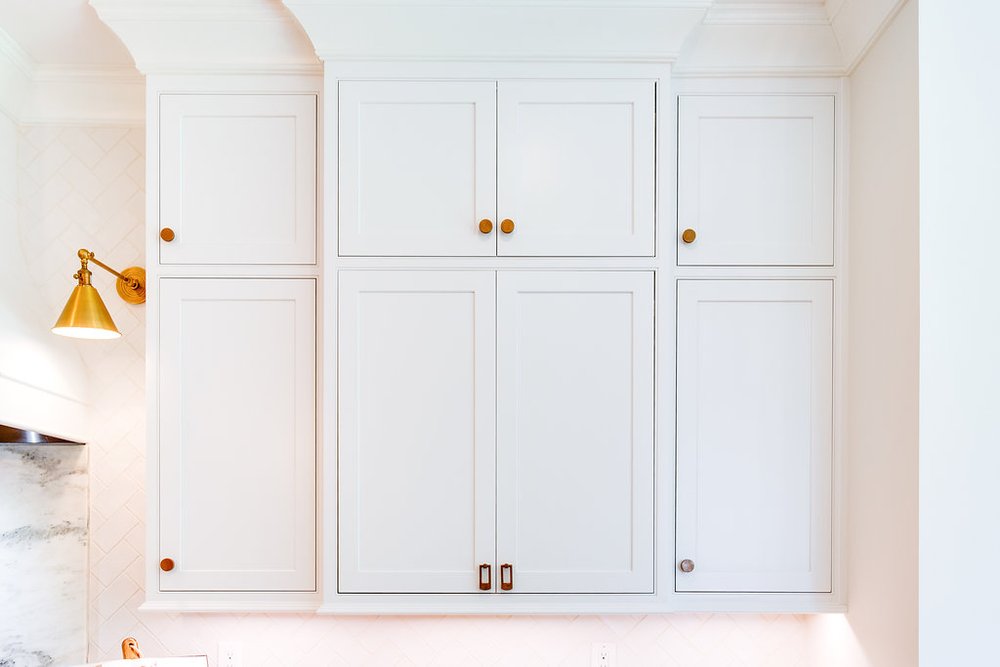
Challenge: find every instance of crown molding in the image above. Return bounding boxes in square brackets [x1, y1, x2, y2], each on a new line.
[285, 1, 706, 62]
[832, 0, 910, 74]
[703, 2, 830, 26]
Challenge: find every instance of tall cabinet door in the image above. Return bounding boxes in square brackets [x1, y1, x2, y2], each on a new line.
[339, 82, 497, 256]
[675, 280, 833, 593]
[496, 271, 654, 593]
[338, 271, 496, 592]
[159, 94, 317, 265]
[497, 81, 655, 257]
[158, 279, 316, 592]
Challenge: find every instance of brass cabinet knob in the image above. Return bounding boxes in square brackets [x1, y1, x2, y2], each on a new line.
[500, 219, 515, 234]
[479, 219, 494, 234]
[479, 563, 492, 591]
[679, 559, 695, 573]
[160, 227, 176, 242]
[681, 228, 697, 244]
[500, 563, 513, 590]
[159, 558, 175, 572]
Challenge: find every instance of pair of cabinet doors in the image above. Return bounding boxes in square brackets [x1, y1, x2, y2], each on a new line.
[338, 80, 655, 257]
[338, 270, 654, 593]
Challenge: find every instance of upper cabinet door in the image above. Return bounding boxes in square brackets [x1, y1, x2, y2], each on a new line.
[159, 94, 317, 265]
[678, 96, 835, 266]
[497, 81, 655, 257]
[675, 280, 833, 593]
[496, 271, 654, 593]
[158, 278, 316, 592]
[338, 271, 496, 592]
[338, 81, 497, 257]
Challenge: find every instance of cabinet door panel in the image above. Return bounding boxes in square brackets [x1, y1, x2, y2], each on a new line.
[675, 280, 833, 593]
[496, 271, 654, 593]
[159, 94, 317, 264]
[159, 279, 316, 591]
[338, 271, 496, 592]
[678, 96, 835, 266]
[497, 81, 655, 256]
[339, 81, 497, 256]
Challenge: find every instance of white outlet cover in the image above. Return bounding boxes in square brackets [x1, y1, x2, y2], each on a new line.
[591, 642, 616, 667]
[217, 642, 243, 667]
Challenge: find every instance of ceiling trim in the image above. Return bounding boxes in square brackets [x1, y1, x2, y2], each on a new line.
[832, 0, 910, 74]
[703, 2, 830, 26]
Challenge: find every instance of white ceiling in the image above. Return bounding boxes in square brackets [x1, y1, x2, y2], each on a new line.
[0, 0, 134, 67]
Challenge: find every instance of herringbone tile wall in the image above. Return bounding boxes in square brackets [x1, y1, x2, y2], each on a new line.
[17, 124, 818, 667]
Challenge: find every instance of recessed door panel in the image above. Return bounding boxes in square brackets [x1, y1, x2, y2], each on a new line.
[678, 95, 835, 266]
[338, 270, 496, 592]
[496, 271, 654, 593]
[159, 278, 316, 591]
[675, 280, 833, 593]
[497, 81, 655, 256]
[159, 94, 317, 264]
[339, 81, 497, 256]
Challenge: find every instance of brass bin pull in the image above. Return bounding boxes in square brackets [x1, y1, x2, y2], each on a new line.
[479, 563, 492, 591]
[500, 563, 513, 591]
[500, 218, 515, 234]
[479, 219, 494, 234]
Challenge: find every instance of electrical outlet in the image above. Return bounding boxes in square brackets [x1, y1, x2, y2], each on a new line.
[591, 642, 616, 667]
[218, 641, 243, 667]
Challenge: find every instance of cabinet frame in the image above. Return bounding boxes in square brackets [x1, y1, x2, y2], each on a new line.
[320, 63, 847, 614]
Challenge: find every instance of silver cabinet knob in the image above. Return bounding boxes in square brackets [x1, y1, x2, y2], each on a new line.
[679, 559, 695, 573]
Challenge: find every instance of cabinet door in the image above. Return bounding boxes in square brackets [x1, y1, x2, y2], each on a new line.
[497, 81, 655, 257]
[159, 94, 317, 265]
[496, 271, 654, 593]
[675, 280, 833, 593]
[338, 271, 496, 592]
[677, 96, 835, 266]
[339, 81, 497, 257]
[158, 279, 316, 591]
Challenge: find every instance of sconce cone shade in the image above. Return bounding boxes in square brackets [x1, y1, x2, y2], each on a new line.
[52, 284, 121, 339]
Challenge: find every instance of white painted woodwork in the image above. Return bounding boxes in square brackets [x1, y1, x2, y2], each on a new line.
[338, 270, 496, 592]
[675, 280, 833, 593]
[159, 94, 317, 265]
[338, 81, 497, 256]
[497, 81, 655, 257]
[677, 95, 835, 265]
[496, 271, 654, 593]
[158, 278, 316, 592]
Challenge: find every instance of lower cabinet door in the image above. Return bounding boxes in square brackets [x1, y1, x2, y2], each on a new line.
[496, 271, 655, 593]
[158, 278, 316, 592]
[338, 270, 497, 592]
[675, 280, 833, 593]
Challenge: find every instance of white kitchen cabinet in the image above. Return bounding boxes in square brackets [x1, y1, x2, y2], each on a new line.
[337, 79, 655, 258]
[496, 271, 654, 593]
[337, 269, 654, 595]
[338, 81, 497, 257]
[337, 270, 497, 593]
[497, 81, 655, 257]
[675, 280, 833, 593]
[159, 94, 317, 265]
[677, 95, 835, 266]
[158, 278, 316, 592]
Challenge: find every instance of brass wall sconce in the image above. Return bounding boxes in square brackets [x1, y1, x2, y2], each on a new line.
[52, 248, 145, 340]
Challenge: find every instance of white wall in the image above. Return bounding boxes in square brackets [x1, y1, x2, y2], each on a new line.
[920, 1, 1000, 664]
[843, 1, 919, 664]
[0, 108, 89, 441]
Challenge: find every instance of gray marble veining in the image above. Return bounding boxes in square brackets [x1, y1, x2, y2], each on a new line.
[0, 445, 88, 667]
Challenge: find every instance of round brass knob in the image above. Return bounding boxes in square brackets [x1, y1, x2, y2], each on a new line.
[679, 559, 695, 573]
[479, 219, 494, 234]
[681, 228, 697, 244]
[159, 558, 175, 572]
[160, 227, 176, 242]
[500, 219, 515, 234]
